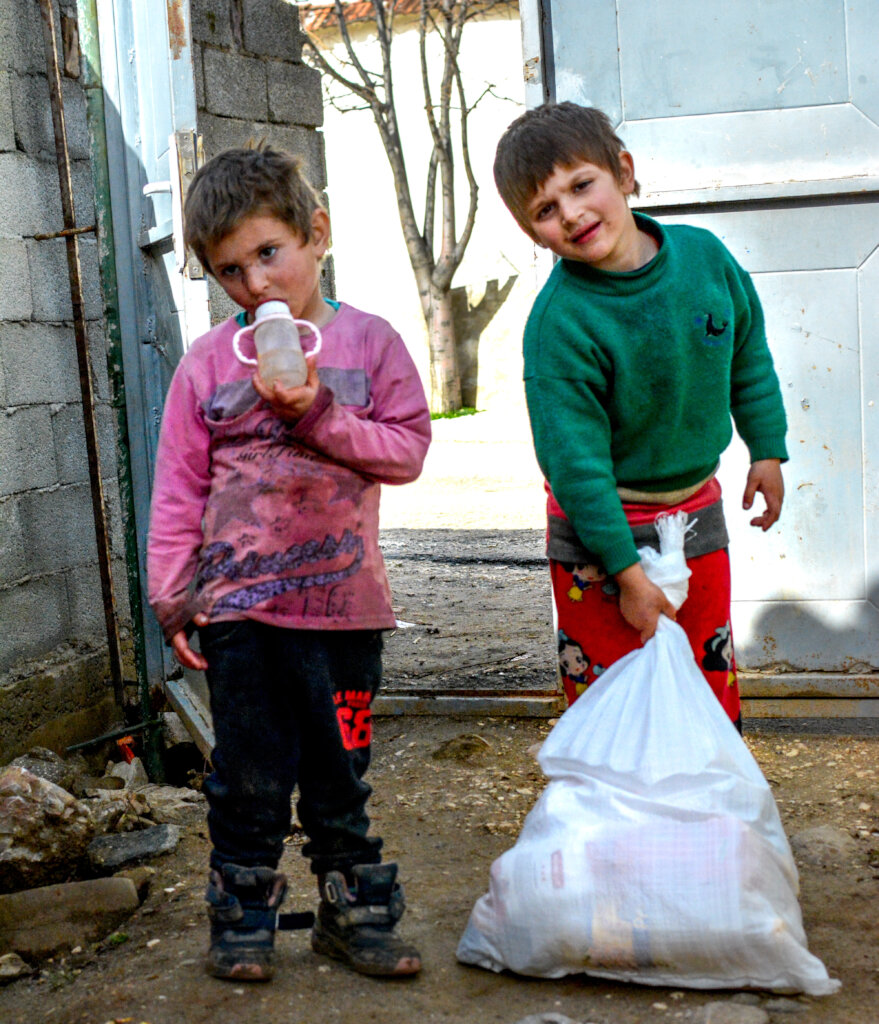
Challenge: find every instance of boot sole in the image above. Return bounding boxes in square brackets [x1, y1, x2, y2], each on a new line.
[207, 959, 275, 982]
[311, 932, 421, 977]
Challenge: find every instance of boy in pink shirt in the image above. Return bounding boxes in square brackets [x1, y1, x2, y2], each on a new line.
[147, 145, 430, 981]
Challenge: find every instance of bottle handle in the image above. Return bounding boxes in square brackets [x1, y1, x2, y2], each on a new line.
[232, 317, 322, 366]
[232, 323, 257, 367]
[293, 319, 323, 358]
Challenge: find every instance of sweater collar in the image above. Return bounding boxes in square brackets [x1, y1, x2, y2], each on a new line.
[559, 213, 667, 292]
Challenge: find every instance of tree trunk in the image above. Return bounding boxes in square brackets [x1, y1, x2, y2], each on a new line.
[426, 283, 462, 413]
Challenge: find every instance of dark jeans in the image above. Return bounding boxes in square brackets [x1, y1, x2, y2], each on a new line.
[198, 620, 384, 876]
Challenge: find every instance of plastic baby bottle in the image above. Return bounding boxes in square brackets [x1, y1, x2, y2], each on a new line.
[232, 300, 323, 389]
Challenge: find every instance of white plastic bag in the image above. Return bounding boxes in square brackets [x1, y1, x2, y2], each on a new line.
[456, 514, 839, 996]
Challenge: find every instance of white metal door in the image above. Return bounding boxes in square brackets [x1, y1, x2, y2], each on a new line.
[521, 0, 879, 696]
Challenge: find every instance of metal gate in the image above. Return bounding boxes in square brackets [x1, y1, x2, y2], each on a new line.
[519, 0, 879, 713]
[95, 0, 208, 704]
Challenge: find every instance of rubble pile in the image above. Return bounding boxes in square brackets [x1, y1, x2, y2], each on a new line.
[0, 727, 205, 973]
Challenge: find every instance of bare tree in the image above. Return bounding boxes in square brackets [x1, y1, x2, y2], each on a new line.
[303, 1, 507, 412]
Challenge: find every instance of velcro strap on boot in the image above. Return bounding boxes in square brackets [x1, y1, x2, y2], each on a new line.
[223, 864, 277, 889]
[333, 903, 396, 929]
[277, 910, 316, 931]
[206, 889, 244, 925]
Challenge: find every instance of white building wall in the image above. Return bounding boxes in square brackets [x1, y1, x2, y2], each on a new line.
[313, 7, 539, 416]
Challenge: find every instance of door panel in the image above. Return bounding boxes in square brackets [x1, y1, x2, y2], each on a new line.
[97, 0, 207, 686]
[539, 0, 879, 675]
[618, 1, 847, 119]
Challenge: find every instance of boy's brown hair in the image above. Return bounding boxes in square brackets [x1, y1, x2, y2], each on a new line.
[493, 102, 639, 237]
[184, 142, 326, 273]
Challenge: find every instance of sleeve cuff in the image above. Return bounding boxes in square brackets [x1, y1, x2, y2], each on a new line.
[291, 384, 334, 437]
[747, 434, 789, 463]
[602, 538, 641, 576]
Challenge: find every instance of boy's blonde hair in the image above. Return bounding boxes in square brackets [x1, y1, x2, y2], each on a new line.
[184, 143, 326, 273]
[493, 102, 639, 237]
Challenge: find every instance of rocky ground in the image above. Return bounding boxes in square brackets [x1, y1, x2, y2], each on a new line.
[1, 412, 877, 1023]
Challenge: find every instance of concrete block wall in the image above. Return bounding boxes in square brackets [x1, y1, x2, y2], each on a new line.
[191, 0, 331, 323]
[0, 0, 328, 759]
[0, 0, 130, 759]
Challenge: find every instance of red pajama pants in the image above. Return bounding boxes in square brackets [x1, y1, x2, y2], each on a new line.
[551, 546, 740, 725]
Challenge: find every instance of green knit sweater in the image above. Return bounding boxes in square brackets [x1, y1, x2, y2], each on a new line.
[524, 213, 788, 575]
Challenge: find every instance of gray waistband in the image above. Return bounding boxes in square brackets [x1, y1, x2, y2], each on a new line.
[547, 497, 728, 568]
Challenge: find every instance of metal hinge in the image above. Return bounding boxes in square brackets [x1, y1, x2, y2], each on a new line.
[171, 130, 205, 280]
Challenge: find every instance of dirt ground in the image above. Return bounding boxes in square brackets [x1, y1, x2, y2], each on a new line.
[2, 414, 878, 1023]
[1, 716, 877, 1024]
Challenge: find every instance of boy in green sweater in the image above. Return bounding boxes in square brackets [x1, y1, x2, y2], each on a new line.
[493, 102, 788, 727]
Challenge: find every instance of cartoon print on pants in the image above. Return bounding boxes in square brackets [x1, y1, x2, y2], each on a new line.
[702, 621, 736, 687]
[558, 628, 591, 697]
[560, 561, 606, 602]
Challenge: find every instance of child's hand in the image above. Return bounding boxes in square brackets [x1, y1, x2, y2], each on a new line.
[743, 458, 784, 530]
[170, 612, 210, 671]
[252, 355, 320, 421]
[615, 562, 677, 644]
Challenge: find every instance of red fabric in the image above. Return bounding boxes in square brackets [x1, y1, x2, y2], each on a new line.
[551, 538, 740, 724]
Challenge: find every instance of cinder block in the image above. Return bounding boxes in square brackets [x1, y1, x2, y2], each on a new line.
[0, 237, 34, 320]
[198, 112, 258, 159]
[200, 118, 325, 191]
[9, 72, 54, 158]
[60, 495, 132, 636]
[78, 237, 102, 319]
[191, 0, 233, 47]
[0, 406, 58, 496]
[0, 655, 118, 763]
[203, 49, 268, 120]
[87, 320, 112, 403]
[71, 158, 95, 226]
[207, 274, 241, 325]
[3, 322, 82, 405]
[51, 402, 89, 486]
[0, 493, 27, 583]
[26, 235, 102, 322]
[95, 401, 121, 483]
[61, 78, 90, 161]
[242, 0, 303, 60]
[0, 153, 63, 237]
[26, 237, 71, 320]
[0, 0, 48, 75]
[9, 72, 89, 162]
[65, 529, 132, 633]
[0, 576, 69, 673]
[0, 68, 15, 151]
[100, 476, 131, 564]
[51, 401, 118, 487]
[20, 482, 98, 575]
[263, 124, 326, 189]
[267, 60, 323, 127]
[320, 253, 335, 302]
[193, 40, 205, 111]
[65, 563, 107, 641]
[111, 552, 133, 624]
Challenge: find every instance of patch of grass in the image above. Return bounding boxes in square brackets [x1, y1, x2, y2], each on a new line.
[430, 407, 481, 421]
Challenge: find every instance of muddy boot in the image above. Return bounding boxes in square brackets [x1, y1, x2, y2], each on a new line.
[311, 863, 421, 977]
[205, 863, 287, 981]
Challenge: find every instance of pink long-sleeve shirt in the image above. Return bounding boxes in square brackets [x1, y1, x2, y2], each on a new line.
[147, 301, 431, 640]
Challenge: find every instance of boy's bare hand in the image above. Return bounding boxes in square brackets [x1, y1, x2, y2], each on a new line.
[743, 458, 784, 530]
[170, 612, 210, 671]
[253, 355, 320, 421]
[615, 562, 677, 644]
